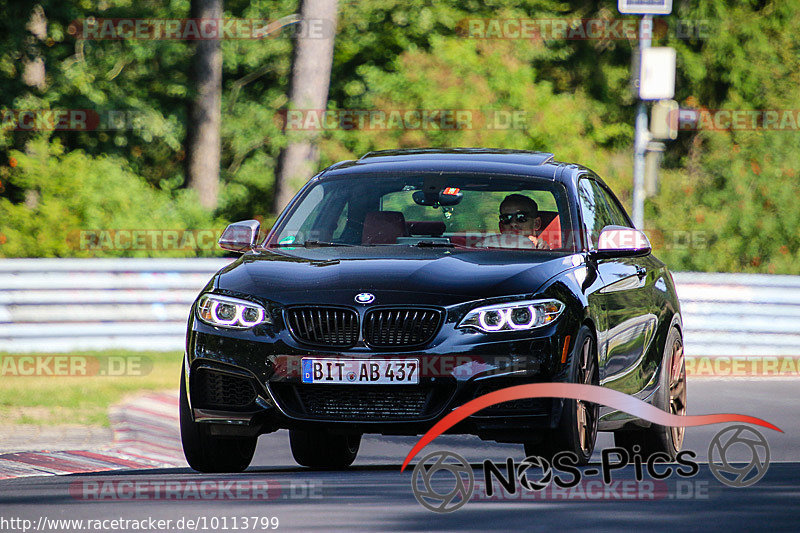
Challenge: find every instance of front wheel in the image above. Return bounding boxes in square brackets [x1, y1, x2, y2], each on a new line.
[180, 363, 257, 473]
[290, 429, 360, 469]
[524, 326, 599, 465]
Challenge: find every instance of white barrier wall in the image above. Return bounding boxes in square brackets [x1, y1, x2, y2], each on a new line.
[0, 259, 230, 352]
[1, 259, 799, 355]
[673, 272, 800, 356]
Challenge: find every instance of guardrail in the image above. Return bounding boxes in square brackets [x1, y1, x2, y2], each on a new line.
[0, 259, 230, 352]
[673, 272, 800, 356]
[1, 259, 798, 355]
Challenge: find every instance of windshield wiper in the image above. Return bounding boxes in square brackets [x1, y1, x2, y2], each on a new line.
[271, 241, 346, 248]
[302, 240, 352, 247]
[271, 241, 350, 248]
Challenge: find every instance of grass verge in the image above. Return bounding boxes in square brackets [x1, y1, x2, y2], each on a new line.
[0, 351, 182, 426]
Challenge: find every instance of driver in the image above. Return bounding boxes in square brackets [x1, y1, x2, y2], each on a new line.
[494, 194, 551, 250]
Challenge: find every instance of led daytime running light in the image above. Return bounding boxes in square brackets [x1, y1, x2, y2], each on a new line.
[197, 294, 269, 329]
[459, 299, 564, 333]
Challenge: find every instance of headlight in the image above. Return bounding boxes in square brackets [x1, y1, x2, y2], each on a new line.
[196, 294, 271, 329]
[458, 299, 565, 333]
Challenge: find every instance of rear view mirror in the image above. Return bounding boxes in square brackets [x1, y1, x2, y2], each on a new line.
[218, 220, 261, 252]
[412, 190, 438, 206]
[593, 225, 651, 258]
[412, 188, 463, 207]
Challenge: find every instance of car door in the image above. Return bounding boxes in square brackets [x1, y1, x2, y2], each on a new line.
[595, 180, 662, 395]
[577, 177, 656, 396]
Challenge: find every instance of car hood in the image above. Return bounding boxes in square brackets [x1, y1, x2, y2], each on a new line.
[215, 246, 580, 306]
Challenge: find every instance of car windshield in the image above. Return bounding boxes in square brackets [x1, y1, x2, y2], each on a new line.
[268, 173, 577, 252]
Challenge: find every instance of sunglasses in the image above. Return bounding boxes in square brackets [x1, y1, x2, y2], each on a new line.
[499, 211, 533, 224]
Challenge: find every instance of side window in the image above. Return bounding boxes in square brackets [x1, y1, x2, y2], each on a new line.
[577, 178, 614, 249]
[275, 184, 325, 243]
[592, 181, 632, 228]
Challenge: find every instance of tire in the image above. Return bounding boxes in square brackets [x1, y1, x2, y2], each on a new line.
[289, 429, 360, 469]
[614, 326, 687, 460]
[180, 362, 257, 473]
[524, 326, 599, 465]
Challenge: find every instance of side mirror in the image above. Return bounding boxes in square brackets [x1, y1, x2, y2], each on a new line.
[592, 225, 651, 259]
[218, 220, 261, 253]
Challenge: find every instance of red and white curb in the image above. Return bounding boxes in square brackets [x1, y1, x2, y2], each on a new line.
[0, 391, 186, 480]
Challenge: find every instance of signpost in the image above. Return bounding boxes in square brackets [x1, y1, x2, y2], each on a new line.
[619, 0, 674, 229]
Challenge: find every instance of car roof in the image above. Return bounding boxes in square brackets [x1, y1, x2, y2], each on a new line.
[358, 148, 555, 165]
[318, 148, 593, 186]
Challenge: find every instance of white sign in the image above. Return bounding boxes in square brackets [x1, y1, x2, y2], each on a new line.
[639, 47, 676, 100]
[618, 0, 673, 15]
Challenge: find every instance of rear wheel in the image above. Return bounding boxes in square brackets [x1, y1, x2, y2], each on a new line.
[614, 326, 686, 460]
[524, 326, 599, 465]
[290, 429, 360, 469]
[180, 363, 257, 473]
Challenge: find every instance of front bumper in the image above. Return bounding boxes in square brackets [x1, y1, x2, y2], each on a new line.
[184, 308, 575, 442]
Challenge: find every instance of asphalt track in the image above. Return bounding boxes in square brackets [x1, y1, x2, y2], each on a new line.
[1, 379, 798, 532]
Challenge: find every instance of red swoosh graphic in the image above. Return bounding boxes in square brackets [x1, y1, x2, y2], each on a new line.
[400, 383, 782, 472]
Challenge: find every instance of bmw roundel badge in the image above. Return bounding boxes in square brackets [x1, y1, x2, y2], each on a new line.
[355, 292, 375, 304]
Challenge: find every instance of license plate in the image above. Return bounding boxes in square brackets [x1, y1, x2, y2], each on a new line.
[301, 358, 419, 385]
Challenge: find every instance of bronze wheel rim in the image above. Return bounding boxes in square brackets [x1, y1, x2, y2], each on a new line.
[669, 338, 687, 450]
[575, 337, 598, 456]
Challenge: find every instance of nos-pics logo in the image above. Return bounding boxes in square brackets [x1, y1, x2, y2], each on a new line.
[411, 425, 771, 513]
[411, 451, 474, 513]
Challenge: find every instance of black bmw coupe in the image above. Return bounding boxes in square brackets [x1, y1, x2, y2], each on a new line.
[180, 148, 686, 472]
